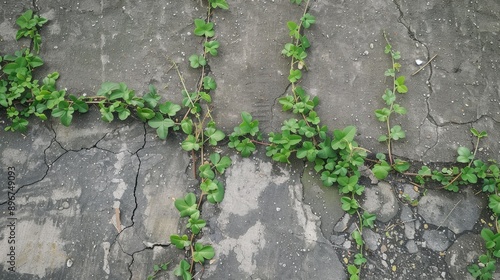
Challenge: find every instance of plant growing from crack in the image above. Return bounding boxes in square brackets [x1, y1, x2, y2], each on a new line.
[228, 1, 374, 279]
[165, 1, 230, 279]
[1, 4, 229, 280]
[4, 3, 500, 280]
[372, 32, 410, 180]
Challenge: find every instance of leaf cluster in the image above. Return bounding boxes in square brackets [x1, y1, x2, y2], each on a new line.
[15, 10, 47, 53]
[468, 228, 500, 280]
[228, 112, 261, 157]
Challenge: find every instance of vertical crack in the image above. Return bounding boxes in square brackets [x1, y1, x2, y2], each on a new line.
[108, 122, 147, 280]
[128, 122, 147, 226]
[392, 0, 441, 159]
[32, 0, 40, 12]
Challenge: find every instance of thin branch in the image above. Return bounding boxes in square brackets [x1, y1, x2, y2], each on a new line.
[411, 54, 438, 76]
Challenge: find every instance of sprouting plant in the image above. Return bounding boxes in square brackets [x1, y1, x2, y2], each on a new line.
[375, 32, 408, 166]
[147, 262, 170, 280]
[15, 10, 47, 53]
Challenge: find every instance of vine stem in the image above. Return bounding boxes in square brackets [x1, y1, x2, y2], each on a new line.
[383, 31, 395, 165]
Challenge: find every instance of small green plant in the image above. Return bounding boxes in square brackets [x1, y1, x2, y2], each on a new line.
[374, 32, 408, 167]
[15, 9, 47, 53]
[413, 128, 489, 192]
[146, 262, 169, 280]
[468, 228, 500, 280]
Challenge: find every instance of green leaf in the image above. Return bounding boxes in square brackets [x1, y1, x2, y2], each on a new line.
[395, 76, 408, 93]
[470, 128, 488, 139]
[8, 117, 29, 132]
[181, 134, 200, 151]
[347, 264, 359, 276]
[288, 69, 302, 83]
[170, 234, 191, 249]
[238, 112, 260, 136]
[189, 54, 207, 68]
[287, 21, 299, 38]
[384, 68, 395, 77]
[203, 76, 217, 90]
[187, 215, 206, 235]
[354, 253, 367, 265]
[393, 104, 407, 115]
[174, 193, 198, 217]
[373, 161, 391, 179]
[375, 108, 391, 122]
[392, 51, 401, 60]
[461, 166, 477, 183]
[306, 111, 320, 125]
[69, 95, 89, 113]
[301, 13, 316, 29]
[481, 228, 496, 245]
[199, 178, 218, 192]
[204, 40, 220, 56]
[290, 0, 302, 4]
[384, 44, 392, 54]
[390, 125, 405, 140]
[296, 141, 318, 162]
[115, 105, 130, 120]
[457, 147, 473, 163]
[209, 0, 229, 9]
[393, 159, 410, 173]
[300, 35, 311, 49]
[235, 138, 256, 157]
[148, 113, 174, 140]
[173, 260, 191, 280]
[332, 126, 356, 150]
[16, 10, 33, 29]
[210, 153, 232, 174]
[193, 243, 215, 263]
[352, 230, 364, 247]
[199, 91, 211, 103]
[362, 212, 376, 228]
[382, 89, 395, 105]
[97, 82, 120, 97]
[51, 101, 74, 126]
[194, 19, 214, 37]
[378, 135, 388, 142]
[489, 195, 500, 215]
[159, 101, 181, 117]
[279, 96, 295, 111]
[199, 164, 215, 180]
[136, 107, 155, 121]
[143, 85, 161, 108]
[181, 119, 193, 134]
[320, 171, 337, 186]
[99, 104, 114, 122]
[206, 180, 225, 203]
[205, 127, 225, 145]
[341, 196, 358, 214]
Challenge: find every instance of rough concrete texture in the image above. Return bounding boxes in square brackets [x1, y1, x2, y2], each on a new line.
[1, 0, 500, 279]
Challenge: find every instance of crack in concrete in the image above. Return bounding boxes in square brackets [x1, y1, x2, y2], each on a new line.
[32, 0, 40, 12]
[391, 0, 441, 159]
[107, 122, 147, 280]
[0, 124, 58, 205]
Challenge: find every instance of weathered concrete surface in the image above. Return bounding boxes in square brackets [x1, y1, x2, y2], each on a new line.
[1, 0, 500, 279]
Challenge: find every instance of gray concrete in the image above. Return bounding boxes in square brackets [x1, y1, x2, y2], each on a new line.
[1, 0, 500, 279]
